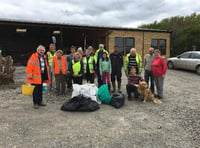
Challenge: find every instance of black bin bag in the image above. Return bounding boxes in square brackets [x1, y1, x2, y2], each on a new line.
[61, 95, 99, 112]
[110, 93, 125, 109]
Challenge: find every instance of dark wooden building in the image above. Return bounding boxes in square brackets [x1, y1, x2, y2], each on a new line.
[0, 19, 171, 65]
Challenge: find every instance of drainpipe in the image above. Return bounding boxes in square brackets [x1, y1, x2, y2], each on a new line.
[142, 31, 145, 60]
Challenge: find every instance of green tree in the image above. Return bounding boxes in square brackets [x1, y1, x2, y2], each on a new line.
[139, 13, 200, 56]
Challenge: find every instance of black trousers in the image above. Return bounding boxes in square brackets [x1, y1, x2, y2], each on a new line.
[144, 70, 154, 93]
[66, 73, 72, 89]
[32, 83, 43, 105]
[111, 70, 122, 83]
[126, 84, 139, 98]
[73, 76, 83, 85]
[85, 73, 94, 83]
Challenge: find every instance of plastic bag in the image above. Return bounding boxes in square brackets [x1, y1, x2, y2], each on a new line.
[110, 93, 125, 108]
[61, 95, 99, 112]
[97, 84, 111, 104]
[72, 84, 101, 104]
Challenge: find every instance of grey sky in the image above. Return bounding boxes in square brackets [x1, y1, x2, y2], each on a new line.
[0, 0, 199, 27]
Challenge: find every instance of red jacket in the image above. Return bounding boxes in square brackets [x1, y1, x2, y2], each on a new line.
[152, 57, 167, 77]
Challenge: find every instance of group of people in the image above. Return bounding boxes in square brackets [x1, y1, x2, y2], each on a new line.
[26, 43, 167, 109]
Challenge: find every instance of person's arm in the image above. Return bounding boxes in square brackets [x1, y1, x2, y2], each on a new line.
[94, 50, 98, 64]
[46, 52, 49, 66]
[69, 62, 73, 75]
[65, 60, 68, 75]
[26, 54, 35, 81]
[93, 58, 96, 73]
[51, 59, 55, 75]
[127, 75, 134, 85]
[161, 59, 167, 78]
[124, 55, 128, 76]
[144, 55, 147, 70]
[120, 54, 123, 68]
[138, 54, 143, 74]
[80, 60, 84, 76]
[99, 59, 102, 76]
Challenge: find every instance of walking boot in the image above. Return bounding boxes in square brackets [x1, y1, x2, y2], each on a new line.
[117, 81, 121, 93]
[111, 81, 116, 93]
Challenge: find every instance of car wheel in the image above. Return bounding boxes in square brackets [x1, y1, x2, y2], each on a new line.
[167, 61, 174, 69]
[196, 65, 200, 75]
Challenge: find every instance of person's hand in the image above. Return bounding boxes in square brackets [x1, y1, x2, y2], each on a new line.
[134, 84, 139, 87]
[93, 70, 95, 74]
[73, 74, 78, 77]
[162, 74, 165, 79]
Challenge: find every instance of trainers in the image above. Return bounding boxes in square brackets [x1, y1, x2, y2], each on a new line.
[34, 104, 39, 109]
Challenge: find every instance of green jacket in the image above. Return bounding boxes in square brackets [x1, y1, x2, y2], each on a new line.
[99, 59, 111, 75]
[94, 49, 109, 64]
[124, 53, 142, 75]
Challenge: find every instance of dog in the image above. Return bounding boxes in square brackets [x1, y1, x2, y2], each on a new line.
[136, 81, 162, 104]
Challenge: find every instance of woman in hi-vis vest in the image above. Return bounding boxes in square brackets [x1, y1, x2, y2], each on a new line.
[69, 52, 84, 85]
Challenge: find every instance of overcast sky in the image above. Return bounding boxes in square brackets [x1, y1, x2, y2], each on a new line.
[0, 0, 199, 28]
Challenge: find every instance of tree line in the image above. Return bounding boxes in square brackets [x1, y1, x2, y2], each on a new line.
[139, 13, 200, 56]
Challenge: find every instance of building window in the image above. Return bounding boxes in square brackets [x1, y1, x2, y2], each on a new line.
[115, 37, 135, 55]
[151, 39, 166, 54]
[115, 37, 124, 54]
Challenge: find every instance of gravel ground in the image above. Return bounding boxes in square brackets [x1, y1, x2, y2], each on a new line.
[0, 67, 199, 148]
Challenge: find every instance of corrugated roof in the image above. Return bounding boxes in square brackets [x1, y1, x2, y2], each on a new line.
[0, 18, 172, 33]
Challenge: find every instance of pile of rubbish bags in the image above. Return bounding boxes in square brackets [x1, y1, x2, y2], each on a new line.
[61, 84, 125, 112]
[61, 95, 99, 112]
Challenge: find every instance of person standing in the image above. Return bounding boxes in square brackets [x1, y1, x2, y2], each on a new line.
[77, 47, 84, 60]
[99, 52, 112, 91]
[52, 50, 67, 96]
[124, 48, 142, 76]
[88, 46, 95, 56]
[152, 49, 167, 99]
[46, 43, 56, 90]
[26, 45, 50, 109]
[94, 44, 109, 87]
[69, 52, 84, 84]
[110, 45, 123, 92]
[144, 47, 155, 93]
[83, 50, 95, 83]
[66, 45, 76, 90]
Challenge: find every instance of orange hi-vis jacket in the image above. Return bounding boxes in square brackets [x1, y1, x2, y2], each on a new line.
[53, 56, 67, 74]
[26, 52, 50, 84]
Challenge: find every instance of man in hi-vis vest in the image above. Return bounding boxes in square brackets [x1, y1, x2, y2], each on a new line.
[46, 43, 56, 90]
[52, 50, 67, 96]
[26, 45, 50, 109]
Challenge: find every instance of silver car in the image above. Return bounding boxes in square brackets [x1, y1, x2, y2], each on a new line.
[167, 51, 200, 75]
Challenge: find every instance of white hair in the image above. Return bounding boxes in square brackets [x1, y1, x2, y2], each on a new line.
[130, 48, 136, 53]
[99, 44, 104, 48]
[77, 47, 83, 52]
[36, 45, 46, 52]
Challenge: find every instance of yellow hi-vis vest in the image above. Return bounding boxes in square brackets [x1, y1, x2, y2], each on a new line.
[47, 51, 56, 66]
[72, 60, 81, 76]
[83, 56, 94, 74]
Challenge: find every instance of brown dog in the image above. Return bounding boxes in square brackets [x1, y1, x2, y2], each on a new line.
[136, 81, 162, 104]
